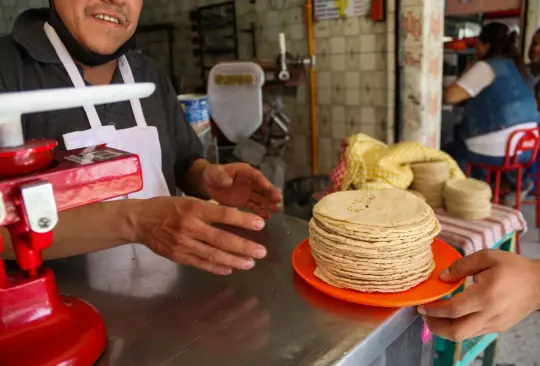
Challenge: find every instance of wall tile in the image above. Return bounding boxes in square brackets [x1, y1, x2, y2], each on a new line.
[361, 107, 377, 124]
[359, 17, 375, 34]
[343, 17, 360, 36]
[345, 71, 361, 89]
[318, 106, 332, 137]
[314, 21, 331, 39]
[331, 72, 346, 104]
[330, 36, 346, 54]
[317, 71, 333, 89]
[330, 54, 346, 72]
[360, 34, 376, 53]
[331, 121, 347, 140]
[360, 53, 377, 71]
[345, 89, 361, 106]
[330, 18, 345, 36]
[332, 105, 346, 124]
[317, 88, 333, 106]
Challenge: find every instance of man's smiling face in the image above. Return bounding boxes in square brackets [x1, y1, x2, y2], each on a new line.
[54, 0, 142, 55]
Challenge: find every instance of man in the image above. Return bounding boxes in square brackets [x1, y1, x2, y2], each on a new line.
[0, 0, 281, 276]
[419, 249, 540, 342]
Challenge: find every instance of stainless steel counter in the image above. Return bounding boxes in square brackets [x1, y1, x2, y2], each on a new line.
[47, 214, 432, 366]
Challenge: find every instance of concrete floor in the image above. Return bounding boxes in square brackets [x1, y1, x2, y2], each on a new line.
[472, 205, 540, 366]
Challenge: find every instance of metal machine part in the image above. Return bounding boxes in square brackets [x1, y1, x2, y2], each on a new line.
[0, 84, 154, 366]
[278, 33, 291, 82]
[276, 32, 314, 82]
[19, 181, 58, 234]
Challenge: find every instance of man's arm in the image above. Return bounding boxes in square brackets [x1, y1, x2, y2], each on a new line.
[2, 199, 140, 260]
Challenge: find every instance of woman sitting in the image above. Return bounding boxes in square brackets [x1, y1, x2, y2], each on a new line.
[443, 22, 538, 201]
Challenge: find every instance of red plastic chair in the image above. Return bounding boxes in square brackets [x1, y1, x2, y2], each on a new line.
[465, 127, 540, 254]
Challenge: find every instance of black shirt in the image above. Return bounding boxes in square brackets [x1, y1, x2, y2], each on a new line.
[0, 9, 203, 195]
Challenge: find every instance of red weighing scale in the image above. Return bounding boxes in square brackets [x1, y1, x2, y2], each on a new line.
[0, 83, 155, 365]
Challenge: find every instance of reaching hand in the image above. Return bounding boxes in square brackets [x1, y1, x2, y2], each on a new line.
[132, 196, 269, 275]
[418, 250, 540, 342]
[202, 163, 282, 218]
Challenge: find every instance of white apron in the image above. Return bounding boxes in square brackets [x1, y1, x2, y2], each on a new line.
[44, 23, 179, 298]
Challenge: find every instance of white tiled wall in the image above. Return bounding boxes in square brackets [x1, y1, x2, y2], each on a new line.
[0, 0, 47, 35]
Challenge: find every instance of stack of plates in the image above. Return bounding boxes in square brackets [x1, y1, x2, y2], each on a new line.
[444, 179, 492, 220]
[410, 161, 450, 209]
[310, 188, 441, 293]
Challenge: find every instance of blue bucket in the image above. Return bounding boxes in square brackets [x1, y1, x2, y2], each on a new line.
[177, 94, 210, 128]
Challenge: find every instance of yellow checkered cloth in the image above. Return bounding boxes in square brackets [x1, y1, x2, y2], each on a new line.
[340, 134, 466, 191]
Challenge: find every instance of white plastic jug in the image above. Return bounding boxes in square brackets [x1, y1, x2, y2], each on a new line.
[207, 62, 265, 143]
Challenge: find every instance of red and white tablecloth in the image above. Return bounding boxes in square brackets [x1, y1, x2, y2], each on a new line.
[435, 205, 527, 256]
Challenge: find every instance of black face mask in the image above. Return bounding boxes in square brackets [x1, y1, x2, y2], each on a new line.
[46, 8, 136, 67]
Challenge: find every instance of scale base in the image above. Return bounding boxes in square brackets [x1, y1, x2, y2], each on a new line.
[0, 268, 107, 366]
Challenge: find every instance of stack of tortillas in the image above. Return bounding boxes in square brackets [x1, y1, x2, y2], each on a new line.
[410, 161, 450, 209]
[310, 188, 440, 293]
[443, 179, 492, 220]
[407, 189, 426, 201]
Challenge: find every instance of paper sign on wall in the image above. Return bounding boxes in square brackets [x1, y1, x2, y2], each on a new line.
[314, 0, 370, 20]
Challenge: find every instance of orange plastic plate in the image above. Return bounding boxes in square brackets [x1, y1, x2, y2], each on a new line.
[292, 238, 465, 308]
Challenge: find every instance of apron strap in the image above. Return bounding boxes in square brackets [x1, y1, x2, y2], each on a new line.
[118, 56, 148, 128]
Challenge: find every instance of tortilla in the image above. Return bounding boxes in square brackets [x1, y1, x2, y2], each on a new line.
[313, 189, 433, 228]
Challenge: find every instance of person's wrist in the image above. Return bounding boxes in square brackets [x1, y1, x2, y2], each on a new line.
[185, 159, 213, 199]
[119, 199, 146, 244]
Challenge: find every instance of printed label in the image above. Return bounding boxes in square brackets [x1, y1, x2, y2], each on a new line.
[65, 148, 127, 165]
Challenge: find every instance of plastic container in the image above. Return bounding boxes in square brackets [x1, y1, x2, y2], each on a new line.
[207, 62, 265, 143]
[177, 94, 210, 135]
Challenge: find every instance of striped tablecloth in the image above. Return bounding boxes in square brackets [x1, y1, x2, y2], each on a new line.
[435, 205, 527, 256]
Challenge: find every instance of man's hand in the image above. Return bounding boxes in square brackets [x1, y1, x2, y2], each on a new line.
[131, 196, 269, 275]
[202, 163, 282, 218]
[418, 250, 540, 342]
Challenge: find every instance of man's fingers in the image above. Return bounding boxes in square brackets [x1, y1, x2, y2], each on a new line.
[423, 312, 488, 342]
[250, 191, 279, 212]
[172, 251, 232, 276]
[418, 286, 483, 319]
[183, 234, 262, 270]
[202, 204, 266, 231]
[440, 250, 496, 283]
[246, 201, 271, 219]
[196, 223, 268, 260]
[248, 171, 282, 204]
